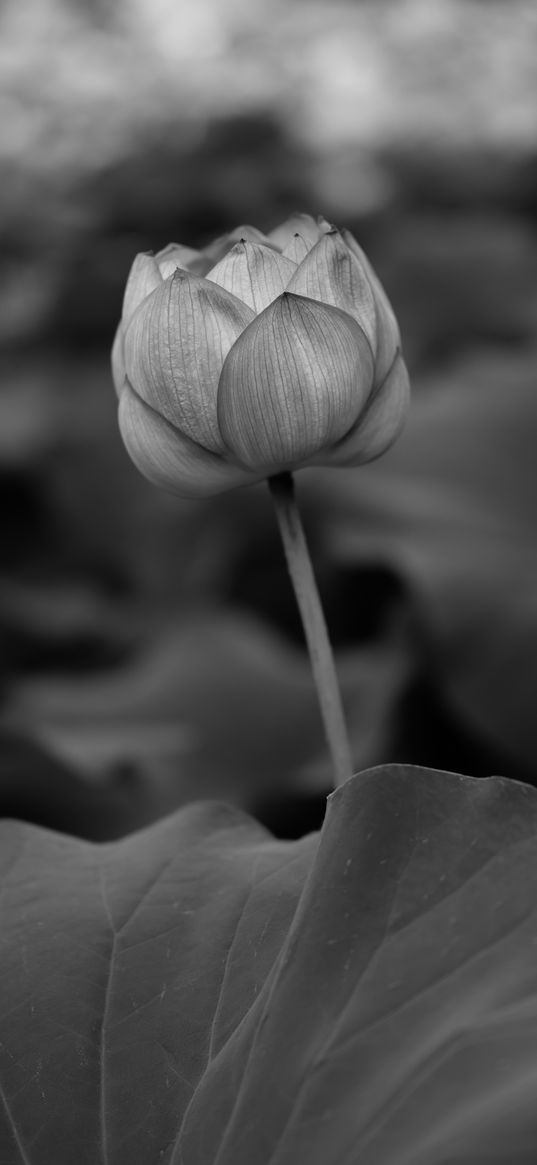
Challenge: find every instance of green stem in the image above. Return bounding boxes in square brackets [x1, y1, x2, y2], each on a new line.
[268, 471, 353, 789]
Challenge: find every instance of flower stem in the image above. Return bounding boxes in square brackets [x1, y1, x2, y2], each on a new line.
[268, 471, 353, 789]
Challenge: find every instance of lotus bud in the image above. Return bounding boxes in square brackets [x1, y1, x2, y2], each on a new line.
[112, 215, 410, 498]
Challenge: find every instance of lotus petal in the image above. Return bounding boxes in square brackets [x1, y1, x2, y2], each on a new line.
[207, 242, 297, 313]
[119, 383, 257, 498]
[155, 243, 206, 278]
[122, 253, 162, 324]
[111, 323, 126, 398]
[268, 213, 332, 251]
[218, 293, 374, 470]
[282, 233, 311, 264]
[287, 230, 377, 352]
[124, 270, 255, 452]
[309, 351, 410, 468]
[342, 228, 401, 384]
[202, 225, 276, 268]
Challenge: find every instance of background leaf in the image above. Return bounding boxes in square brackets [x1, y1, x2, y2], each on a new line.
[307, 345, 537, 778]
[4, 612, 330, 835]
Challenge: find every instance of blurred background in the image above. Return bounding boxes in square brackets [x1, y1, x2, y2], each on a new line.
[1, 0, 537, 840]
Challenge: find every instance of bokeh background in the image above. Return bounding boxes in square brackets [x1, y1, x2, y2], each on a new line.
[2, 0, 537, 839]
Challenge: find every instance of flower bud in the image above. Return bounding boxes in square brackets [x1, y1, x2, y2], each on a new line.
[112, 215, 410, 497]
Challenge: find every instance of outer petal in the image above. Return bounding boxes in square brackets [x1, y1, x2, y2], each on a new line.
[342, 228, 401, 384]
[122, 253, 163, 324]
[111, 323, 126, 398]
[206, 242, 297, 313]
[118, 383, 258, 498]
[307, 351, 410, 468]
[286, 230, 377, 352]
[155, 243, 207, 278]
[218, 292, 374, 471]
[268, 214, 332, 252]
[124, 269, 255, 453]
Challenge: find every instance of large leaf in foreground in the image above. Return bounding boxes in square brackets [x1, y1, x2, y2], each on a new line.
[1, 765, 537, 1163]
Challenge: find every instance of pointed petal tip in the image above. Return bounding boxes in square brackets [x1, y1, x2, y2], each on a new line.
[122, 252, 162, 324]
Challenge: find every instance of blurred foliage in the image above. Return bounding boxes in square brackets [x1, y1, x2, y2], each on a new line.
[1, 0, 537, 839]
